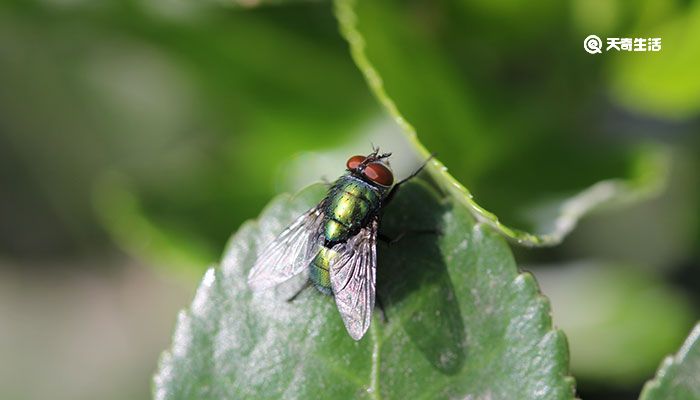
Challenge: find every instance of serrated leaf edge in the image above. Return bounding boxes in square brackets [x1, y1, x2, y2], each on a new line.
[639, 322, 700, 400]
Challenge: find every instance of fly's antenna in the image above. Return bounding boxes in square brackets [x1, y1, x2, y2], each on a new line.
[366, 144, 391, 163]
[370, 143, 379, 155]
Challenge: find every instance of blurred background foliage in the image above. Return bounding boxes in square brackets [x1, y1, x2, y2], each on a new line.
[0, 0, 698, 399]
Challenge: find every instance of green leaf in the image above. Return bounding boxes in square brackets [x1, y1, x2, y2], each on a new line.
[0, 1, 373, 268]
[225, 0, 313, 7]
[640, 322, 700, 400]
[93, 173, 213, 278]
[535, 262, 695, 383]
[609, 3, 700, 119]
[154, 182, 575, 399]
[334, 0, 670, 247]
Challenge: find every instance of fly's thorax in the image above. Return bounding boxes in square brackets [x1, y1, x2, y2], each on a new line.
[322, 175, 386, 243]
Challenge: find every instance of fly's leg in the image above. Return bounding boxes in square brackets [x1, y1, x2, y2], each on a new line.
[378, 228, 441, 245]
[286, 280, 313, 303]
[383, 154, 434, 206]
[376, 293, 388, 323]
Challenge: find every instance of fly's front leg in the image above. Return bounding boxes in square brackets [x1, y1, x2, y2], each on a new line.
[286, 280, 312, 303]
[383, 154, 434, 206]
[320, 176, 333, 186]
[378, 228, 441, 246]
[376, 293, 388, 323]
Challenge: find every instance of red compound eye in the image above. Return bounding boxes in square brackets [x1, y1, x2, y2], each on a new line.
[346, 155, 366, 170]
[363, 162, 394, 186]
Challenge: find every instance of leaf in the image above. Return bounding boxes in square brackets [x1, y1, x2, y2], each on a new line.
[334, 0, 670, 247]
[93, 173, 213, 278]
[225, 0, 313, 7]
[70, 2, 375, 269]
[640, 322, 700, 400]
[609, 3, 700, 119]
[1, 0, 376, 268]
[154, 181, 575, 399]
[535, 261, 695, 383]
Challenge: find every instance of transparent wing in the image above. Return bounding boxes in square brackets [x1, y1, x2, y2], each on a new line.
[330, 218, 377, 340]
[247, 205, 325, 291]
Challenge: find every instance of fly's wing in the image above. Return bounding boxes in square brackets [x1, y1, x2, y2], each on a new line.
[247, 205, 325, 291]
[330, 218, 377, 340]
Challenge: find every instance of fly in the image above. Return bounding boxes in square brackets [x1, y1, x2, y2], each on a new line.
[247, 148, 429, 340]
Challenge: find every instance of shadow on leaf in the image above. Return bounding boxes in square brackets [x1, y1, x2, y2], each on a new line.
[378, 181, 466, 375]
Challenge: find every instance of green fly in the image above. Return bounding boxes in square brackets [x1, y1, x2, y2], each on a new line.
[247, 148, 428, 340]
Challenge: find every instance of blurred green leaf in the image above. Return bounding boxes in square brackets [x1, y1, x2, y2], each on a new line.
[334, 0, 669, 247]
[610, 2, 700, 119]
[105, 3, 377, 268]
[225, 0, 312, 7]
[555, 150, 699, 272]
[640, 322, 700, 400]
[93, 173, 212, 277]
[154, 181, 575, 399]
[0, 1, 374, 265]
[536, 262, 694, 383]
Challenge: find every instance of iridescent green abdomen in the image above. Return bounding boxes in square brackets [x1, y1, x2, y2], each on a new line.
[322, 176, 381, 244]
[309, 247, 336, 295]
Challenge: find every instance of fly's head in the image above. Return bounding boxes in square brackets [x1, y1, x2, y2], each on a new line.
[346, 148, 394, 188]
